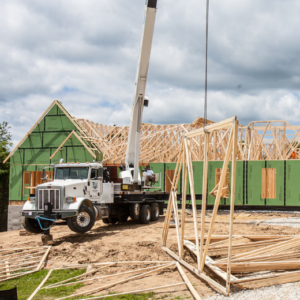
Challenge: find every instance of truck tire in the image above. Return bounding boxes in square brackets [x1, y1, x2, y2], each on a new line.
[67, 205, 95, 233]
[150, 203, 159, 221]
[130, 203, 140, 221]
[22, 217, 43, 234]
[139, 204, 151, 224]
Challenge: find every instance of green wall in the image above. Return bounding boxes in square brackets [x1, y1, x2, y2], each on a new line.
[9, 103, 100, 201]
[246, 161, 265, 205]
[286, 161, 300, 206]
[149, 163, 165, 191]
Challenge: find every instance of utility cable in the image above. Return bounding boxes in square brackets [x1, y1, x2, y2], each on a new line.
[204, 0, 209, 127]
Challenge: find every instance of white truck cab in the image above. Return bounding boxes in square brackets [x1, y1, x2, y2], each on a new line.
[22, 162, 113, 233]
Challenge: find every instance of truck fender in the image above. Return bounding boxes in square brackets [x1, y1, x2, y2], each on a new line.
[66, 198, 93, 211]
[22, 201, 35, 211]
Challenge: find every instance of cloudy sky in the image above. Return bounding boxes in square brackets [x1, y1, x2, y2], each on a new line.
[1, 0, 300, 147]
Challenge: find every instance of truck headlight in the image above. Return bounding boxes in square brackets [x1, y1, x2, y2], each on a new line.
[27, 197, 35, 203]
[66, 197, 77, 203]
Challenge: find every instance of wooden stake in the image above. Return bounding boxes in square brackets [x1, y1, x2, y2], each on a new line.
[226, 119, 238, 295]
[200, 132, 209, 265]
[176, 262, 202, 300]
[184, 138, 200, 270]
[27, 269, 53, 300]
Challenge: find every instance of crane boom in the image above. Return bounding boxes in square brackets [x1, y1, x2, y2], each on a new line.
[124, 0, 157, 183]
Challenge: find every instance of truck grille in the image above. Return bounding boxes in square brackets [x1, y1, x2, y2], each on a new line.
[38, 189, 60, 210]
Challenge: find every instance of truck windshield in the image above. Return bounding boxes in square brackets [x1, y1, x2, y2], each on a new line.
[55, 167, 89, 180]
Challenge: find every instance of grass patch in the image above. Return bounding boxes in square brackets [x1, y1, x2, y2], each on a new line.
[0, 268, 85, 300]
[0, 270, 186, 300]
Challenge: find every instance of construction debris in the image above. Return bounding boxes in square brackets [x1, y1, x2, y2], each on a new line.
[162, 117, 300, 296]
[0, 246, 51, 282]
[25, 261, 202, 300]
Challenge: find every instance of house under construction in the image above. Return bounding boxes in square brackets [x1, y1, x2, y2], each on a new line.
[5, 100, 300, 229]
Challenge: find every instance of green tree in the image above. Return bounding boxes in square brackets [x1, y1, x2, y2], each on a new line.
[0, 122, 12, 232]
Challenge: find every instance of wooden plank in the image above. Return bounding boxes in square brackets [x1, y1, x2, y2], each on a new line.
[28, 269, 53, 300]
[180, 148, 187, 259]
[45, 264, 114, 289]
[162, 246, 227, 295]
[184, 240, 238, 282]
[56, 263, 173, 300]
[78, 283, 186, 300]
[200, 133, 209, 265]
[176, 262, 202, 300]
[226, 119, 238, 294]
[184, 138, 200, 270]
[36, 246, 51, 271]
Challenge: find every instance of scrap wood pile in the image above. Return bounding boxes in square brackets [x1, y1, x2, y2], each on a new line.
[162, 116, 300, 297]
[27, 261, 201, 300]
[0, 246, 51, 282]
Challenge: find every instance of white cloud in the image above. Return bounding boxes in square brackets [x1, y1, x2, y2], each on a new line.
[0, 0, 300, 149]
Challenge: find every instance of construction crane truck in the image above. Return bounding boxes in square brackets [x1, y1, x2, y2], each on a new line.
[21, 0, 169, 236]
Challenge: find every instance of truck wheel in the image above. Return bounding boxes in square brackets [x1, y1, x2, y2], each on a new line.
[67, 205, 95, 233]
[22, 217, 43, 234]
[130, 203, 140, 221]
[150, 203, 159, 221]
[139, 205, 151, 224]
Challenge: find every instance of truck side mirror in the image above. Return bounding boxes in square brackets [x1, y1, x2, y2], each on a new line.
[43, 168, 46, 181]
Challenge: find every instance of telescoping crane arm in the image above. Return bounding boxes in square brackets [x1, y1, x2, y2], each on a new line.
[125, 0, 158, 183]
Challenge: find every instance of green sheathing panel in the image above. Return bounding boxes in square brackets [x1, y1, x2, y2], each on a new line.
[47, 104, 58, 116]
[9, 165, 23, 200]
[67, 147, 94, 163]
[192, 161, 203, 205]
[58, 106, 67, 115]
[45, 116, 76, 132]
[165, 163, 181, 194]
[207, 161, 226, 205]
[51, 147, 67, 164]
[247, 161, 265, 205]
[266, 161, 284, 206]
[149, 163, 164, 191]
[20, 133, 43, 148]
[286, 161, 300, 206]
[43, 132, 82, 148]
[10, 149, 24, 165]
[227, 161, 244, 205]
[32, 118, 45, 133]
[24, 149, 51, 165]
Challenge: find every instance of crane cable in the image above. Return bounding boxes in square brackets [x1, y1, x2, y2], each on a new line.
[204, 0, 209, 127]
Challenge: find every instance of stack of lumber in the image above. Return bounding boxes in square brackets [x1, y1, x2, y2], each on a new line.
[184, 235, 300, 289]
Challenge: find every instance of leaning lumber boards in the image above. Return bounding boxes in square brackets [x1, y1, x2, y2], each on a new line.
[0, 246, 51, 283]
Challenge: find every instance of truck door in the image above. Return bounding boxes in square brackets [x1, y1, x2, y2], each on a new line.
[90, 168, 101, 199]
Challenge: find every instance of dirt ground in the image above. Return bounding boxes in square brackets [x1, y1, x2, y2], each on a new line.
[1, 210, 300, 299]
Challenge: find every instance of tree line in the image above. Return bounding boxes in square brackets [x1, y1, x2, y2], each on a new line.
[0, 122, 11, 232]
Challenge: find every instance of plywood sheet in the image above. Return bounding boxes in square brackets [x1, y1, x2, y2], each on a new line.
[266, 161, 284, 206]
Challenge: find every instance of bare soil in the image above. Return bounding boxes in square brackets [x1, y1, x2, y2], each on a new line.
[1, 211, 300, 299]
